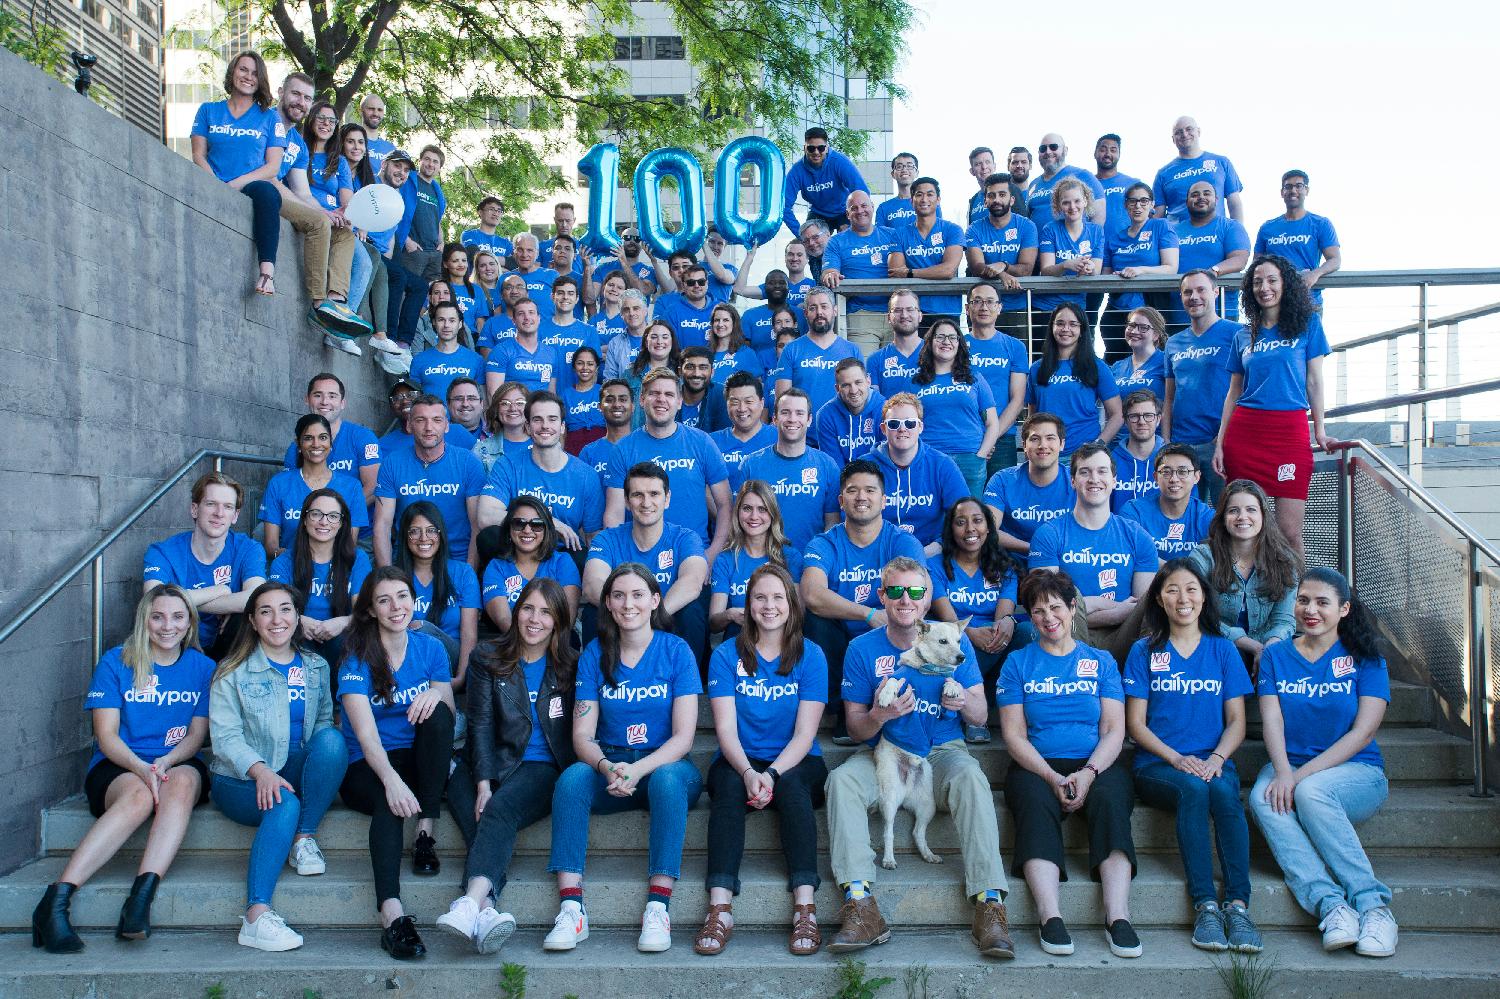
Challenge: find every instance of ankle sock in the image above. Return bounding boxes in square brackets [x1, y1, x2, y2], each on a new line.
[560, 886, 583, 911]
[647, 885, 672, 911]
[974, 888, 1002, 905]
[843, 881, 871, 901]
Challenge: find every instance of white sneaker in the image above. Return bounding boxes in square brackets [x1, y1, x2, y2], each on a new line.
[1355, 906, 1398, 958]
[436, 895, 479, 942]
[368, 335, 404, 355]
[474, 906, 517, 954]
[376, 346, 411, 375]
[543, 903, 588, 951]
[324, 332, 362, 356]
[637, 901, 672, 953]
[238, 909, 304, 952]
[1319, 903, 1360, 951]
[288, 837, 326, 876]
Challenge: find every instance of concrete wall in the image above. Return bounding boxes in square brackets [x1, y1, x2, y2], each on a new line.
[0, 49, 392, 872]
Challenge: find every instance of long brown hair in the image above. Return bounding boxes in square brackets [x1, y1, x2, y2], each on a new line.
[726, 479, 792, 568]
[473, 577, 578, 684]
[122, 585, 202, 690]
[342, 566, 416, 704]
[734, 564, 804, 677]
[597, 563, 672, 687]
[1207, 479, 1300, 598]
[213, 581, 306, 682]
[222, 50, 274, 109]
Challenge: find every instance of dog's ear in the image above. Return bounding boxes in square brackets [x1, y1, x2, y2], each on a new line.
[956, 616, 972, 632]
[917, 620, 930, 636]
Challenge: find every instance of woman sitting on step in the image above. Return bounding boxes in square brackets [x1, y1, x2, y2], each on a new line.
[543, 563, 704, 955]
[337, 567, 456, 961]
[436, 578, 578, 953]
[697, 564, 829, 957]
[33, 586, 215, 952]
[1249, 567, 1397, 958]
[209, 581, 349, 953]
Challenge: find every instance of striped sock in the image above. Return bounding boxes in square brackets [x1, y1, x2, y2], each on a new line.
[974, 889, 1002, 905]
[647, 885, 672, 911]
[560, 886, 583, 910]
[843, 881, 871, 901]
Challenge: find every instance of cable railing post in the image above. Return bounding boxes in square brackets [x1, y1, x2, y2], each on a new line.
[90, 555, 103, 667]
[1408, 283, 1429, 486]
[213, 454, 223, 474]
[1471, 542, 1492, 797]
[1338, 448, 1355, 586]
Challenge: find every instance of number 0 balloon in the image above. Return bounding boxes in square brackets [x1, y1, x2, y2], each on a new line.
[714, 136, 787, 247]
[633, 147, 706, 258]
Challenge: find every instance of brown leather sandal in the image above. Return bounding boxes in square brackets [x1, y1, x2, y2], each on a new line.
[693, 903, 733, 955]
[789, 903, 820, 955]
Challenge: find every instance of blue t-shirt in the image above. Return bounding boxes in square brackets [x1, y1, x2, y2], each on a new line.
[823, 226, 900, 312]
[579, 436, 619, 480]
[707, 641, 828, 761]
[410, 346, 484, 401]
[1122, 634, 1253, 770]
[870, 444, 970, 547]
[265, 651, 308, 736]
[1026, 357, 1121, 457]
[803, 522, 926, 637]
[507, 267, 560, 314]
[1254, 213, 1340, 304]
[913, 374, 997, 455]
[257, 468, 370, 541]
[710, 548, 805, 613]
[1109, 438, 1164, 512]
[891, 220, 967, 316]
[1175, 216, 1251, 284]
[813, 393, 885, 466]
[274, 119, 308, 181]
[1228, 317, 1331, 412]
[460, 229, 514, 261]
[472, 302, 512, 344]
[561, 383, 604, 433]
[189, 100, 286, 184]
[776, 335, 863, 414]
[1028, 512, 1160, 601]
[1163, 320, 1240, 445]
[1153, 153, 1244, 228]
[269, 548, 373, 621]
[876, 196, 918, 229]
[142, 532, 266, 646]
[741, 304, 788, 368]
[365, 137, 395, 174]
[1105, 219, 1180, 311]
[307, 152, 353, 211]
[485, 338, 563, 392]
[983, 463, 1074, 544]
[784, 277, 817, 312]
[482, 451, 604, 536]
[1036, 220, 1108, 312]
[654, 295, 715, 350]
[926, 553, 1017, 628]
[375, 444, 487, 558]
[867, 341, 922, 399]
[1096, 172, 1143, 227]
[1109, 351, 1167, 410]
[967, 333, 1030, 429]
[586, 523, 705, 593]
[711, 425, 779, 493]
[520, 656, 557, 763]
[411, 559, 480, 641]
[605, 426, 729, 544]
[1025, 166, 1107, 232]
[712, 347, 764, 385]
[379, 424, 477, 456]
[996, 642, 1123, 759]
[282, 421, 382, 479]
[482, 550, 581, 608]
[338, 631, 451, 761]
[1119, 495, 1215, 560]
[541, 319, 602, 372]
[965, 215, 1040, 311]
[782, 150, 869, 233]
[575, 631, 702, 750]
[1256, 639, 1389, 769]
[843, 628, 982, 755]
[84, 646, 215, 769]
[737, 445, 842, 548]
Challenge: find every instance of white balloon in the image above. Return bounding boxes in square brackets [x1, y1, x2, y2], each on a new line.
[345, 184, 404, 233]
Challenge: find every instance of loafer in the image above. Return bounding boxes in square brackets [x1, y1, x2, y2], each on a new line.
[380, 914, 427, 960]
[412, 831, 440, 876]
[1105, 918, 1143, 958]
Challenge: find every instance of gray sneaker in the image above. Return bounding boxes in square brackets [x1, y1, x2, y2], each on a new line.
[1191, 900, 1228, 952]
[1224, 902, 1263, 954]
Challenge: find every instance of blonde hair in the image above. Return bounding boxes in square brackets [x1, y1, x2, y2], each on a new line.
[123, 586, 201, 691]
[1051, 177, 1095, 216]
[727, 480, 793, 568]
[881, 392, 923, 420]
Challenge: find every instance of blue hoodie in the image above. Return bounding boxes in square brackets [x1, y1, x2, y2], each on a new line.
[813, 389, 886, 466]
[868, 442, 969, 547]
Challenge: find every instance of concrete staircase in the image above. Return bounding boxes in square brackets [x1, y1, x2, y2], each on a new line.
[2, 683, 1498, 997]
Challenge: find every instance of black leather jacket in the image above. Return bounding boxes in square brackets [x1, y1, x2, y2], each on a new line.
[465, 659, 576, 784]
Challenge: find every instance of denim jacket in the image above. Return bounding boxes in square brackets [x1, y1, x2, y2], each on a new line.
[209, 645, 335, 780]
[1186, 544, 1296, 645]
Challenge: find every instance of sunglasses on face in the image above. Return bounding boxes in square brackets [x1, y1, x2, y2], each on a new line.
[684, 278, 708, 287]
[1039, 143, 1061, 152]
[805, 144, 828, 153]
[883, 585, 928, 600]
[510, 518, 546, 531]
[884, 418, 919, 431]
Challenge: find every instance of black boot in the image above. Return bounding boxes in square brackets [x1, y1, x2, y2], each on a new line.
[116, 872, 160, 940]
[32, 882, 84, 953]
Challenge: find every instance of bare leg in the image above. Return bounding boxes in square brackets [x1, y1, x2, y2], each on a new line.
[136, 766, 202, 876]
[1275, 497, 1307, 561]
[1023, 859, 1062, 922]
[1100, 851, 1132, 923]
[379, 897, 406, 928]
[59, 775, 154, 887]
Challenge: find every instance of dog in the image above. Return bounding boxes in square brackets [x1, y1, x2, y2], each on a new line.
[873, 617, 970, 870]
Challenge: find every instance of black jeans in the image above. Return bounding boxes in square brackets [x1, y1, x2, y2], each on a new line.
[461, 760, 561, 899]
[705, 754, 827, 894]
[803, 613, 849, 717]
[340, 702, 455, 907]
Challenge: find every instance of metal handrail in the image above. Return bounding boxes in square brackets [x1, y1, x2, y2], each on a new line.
[1326, 378, 1500, 420]
[1329, 439, 1496, 795]
[835, 267, 1500, 297]
[0, 449, 283, 661]
[1330, 301, 1500, 355]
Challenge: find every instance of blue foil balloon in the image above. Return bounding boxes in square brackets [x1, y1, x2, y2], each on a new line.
[577, 143, 621, 255]
[633, 147, 706, 258]
[714, 136, 787, 247]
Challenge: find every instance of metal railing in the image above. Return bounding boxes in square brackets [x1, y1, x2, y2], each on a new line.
[1326, 378, 1500, 485]
[0, 449, 283, 664]
[1328, 439, 1497, 796]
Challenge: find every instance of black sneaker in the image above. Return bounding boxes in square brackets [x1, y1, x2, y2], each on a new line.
[413, 831, 440, 876]
[1106, 918, 1142, 958]
[1038, 916, 1073, 956]
[380, 914, 427, 960]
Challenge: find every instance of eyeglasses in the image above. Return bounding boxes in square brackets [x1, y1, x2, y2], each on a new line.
[1282, 182, 1308, 191]
[1123, 321, 1156, 332]
[684, 278, 708, 287]
[970, 298, 999, 307]
[882, 585, 928, 600]
[406, 526, 441, 539]
[1125, 196, 1153, 206]
[1126, 412, 1159, 423]
[884, 418, 919, 431]
[313, 115, 339, 124]
[931, 333, 961, 344]
[305, 510, 343, 523]
[1039, 143, 1061, 152]
[1157, 466, 1197, 479]
[510, 518, 546, 531]
[805, 144, 828, 153]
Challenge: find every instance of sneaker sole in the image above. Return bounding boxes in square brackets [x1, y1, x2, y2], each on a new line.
[1230, 942, 1265, 954]
[636, 936, 672, 953]
[1106, 931, 1143, 959]
[238, 933, 303, 952]
[826, 930, 890, 953]
[1323, 935, 1358, 952]
[316, 311, 370, 338]
[543, 928, 587, 951]
[1192, 937, 1229, 952]
[435, 915, 475, 943]
[1038, 937, 1074, 957]
[291, 864, 326, 876]
[1355, 943, 1396, 958]
[476, 919, 516, 955]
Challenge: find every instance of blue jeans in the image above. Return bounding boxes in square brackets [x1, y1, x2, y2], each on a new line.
[948, 450, 987, 499]
[211, 726, 349, 908]
[1135, 759, 1252, 905]
[384, 255, 426, 344]
[1248, 761, 1391, 918]
[1190, 441, 1225, 506]
[239, 181, 282, 264]
[346, 236, 374, 312]
[985, 435, 1018, 485]
[548, 752, 702, 880]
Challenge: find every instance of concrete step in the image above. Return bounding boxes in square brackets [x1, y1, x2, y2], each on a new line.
[40, 785, 1500, 860]
[3, 927, 1498, 999]
[3, 852, 1496, 934]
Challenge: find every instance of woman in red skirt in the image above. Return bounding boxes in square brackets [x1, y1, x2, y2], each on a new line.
[1212, 254, 1331, 559]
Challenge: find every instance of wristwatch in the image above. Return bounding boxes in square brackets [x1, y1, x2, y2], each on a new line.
[766, 767, 781, 782]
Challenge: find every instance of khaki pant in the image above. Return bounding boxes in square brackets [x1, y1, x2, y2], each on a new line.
[844, 311, 891, 358]
[279, 197, 353, 301]
[825, 741, 1008, 898]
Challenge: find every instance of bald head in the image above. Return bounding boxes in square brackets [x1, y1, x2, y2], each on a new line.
[1172, 116, 1201, 156]
[846, 189, 874, 232]
[1038, 133, 1066, 176]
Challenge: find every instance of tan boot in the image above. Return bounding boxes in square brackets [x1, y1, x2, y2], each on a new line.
[973, 899, 1016, 959]
[828, 895, 891, 953]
